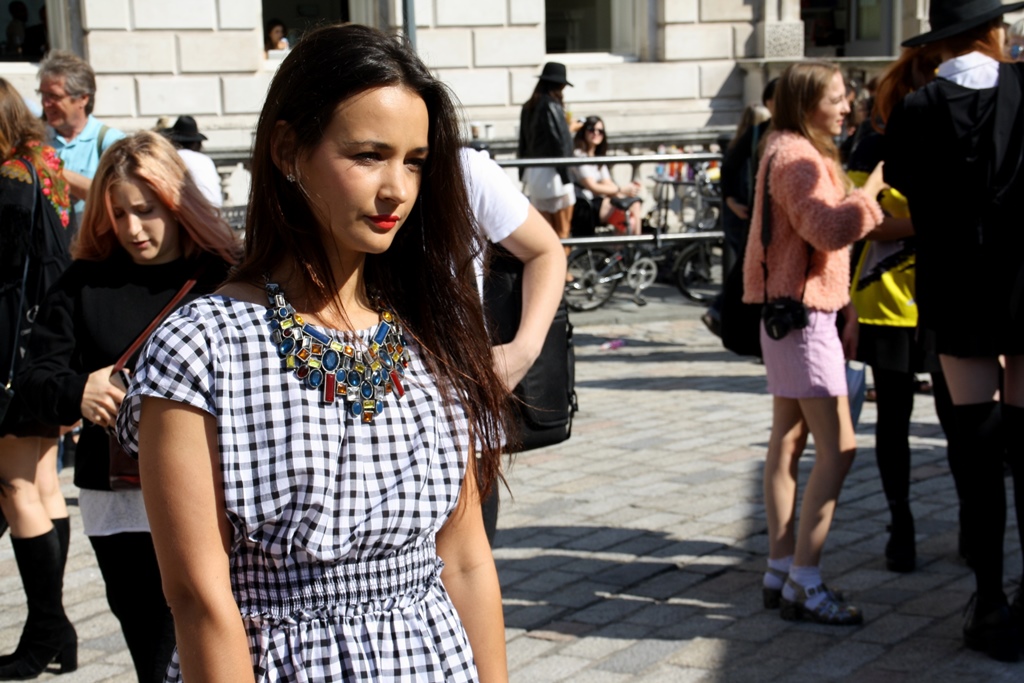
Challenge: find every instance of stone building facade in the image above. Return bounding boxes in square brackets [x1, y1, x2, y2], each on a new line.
[1, 1, 1022, 154]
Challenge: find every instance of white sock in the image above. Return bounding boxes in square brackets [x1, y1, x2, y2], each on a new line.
[783, 565, 826, 609]
[764, 555, 793, 589]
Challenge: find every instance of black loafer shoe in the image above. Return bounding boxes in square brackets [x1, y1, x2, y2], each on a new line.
[963, 594, 1020, 663]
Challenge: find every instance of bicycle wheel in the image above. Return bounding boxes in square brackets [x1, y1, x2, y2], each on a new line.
[674, 240, 724, 303]
[565, 247, 620, 311]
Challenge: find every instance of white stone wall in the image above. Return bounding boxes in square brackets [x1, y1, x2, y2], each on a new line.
[0, 1, 926, 152]
[82, 0, 268, 150]
[420, 0, 757, 142]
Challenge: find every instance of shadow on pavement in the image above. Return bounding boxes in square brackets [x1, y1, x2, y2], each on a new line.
[494, 525, 768, 638]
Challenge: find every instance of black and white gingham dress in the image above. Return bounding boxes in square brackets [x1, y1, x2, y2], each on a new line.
[118, 295, 479, 682]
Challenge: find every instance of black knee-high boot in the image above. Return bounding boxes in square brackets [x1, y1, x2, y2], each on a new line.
[1003, 404, 1024, 635]
[0, 529, 77, 679]
[0, 519, 71, 669]
[953, 401, 1018, 662]
[52, 517, 70, 572]
[872, 368, 917, 572]
[930, 373, 969, 560]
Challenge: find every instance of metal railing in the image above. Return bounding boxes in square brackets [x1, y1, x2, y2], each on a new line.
[219, 152, 728, 247]
[497, 152, 725, 247]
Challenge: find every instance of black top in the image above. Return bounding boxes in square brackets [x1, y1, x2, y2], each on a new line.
[18, 251, 230, 490]
[719, 120, 770, 234]
[517, 94, 574, 183]
[883, 61, 1024, 353]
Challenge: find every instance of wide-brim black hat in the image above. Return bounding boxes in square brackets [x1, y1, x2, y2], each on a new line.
[536, 62, 573, 87]
[161, 115, 207, 143]
[903, 0, 1024, 47]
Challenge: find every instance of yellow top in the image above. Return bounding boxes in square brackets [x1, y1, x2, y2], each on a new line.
[848, 170, 917, 327]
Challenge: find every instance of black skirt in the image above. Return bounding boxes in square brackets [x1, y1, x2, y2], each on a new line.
[857, 324, 941, 374]
[0, 397, 60, 438]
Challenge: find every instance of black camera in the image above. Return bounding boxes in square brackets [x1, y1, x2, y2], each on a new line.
[762, 297, 809, 340]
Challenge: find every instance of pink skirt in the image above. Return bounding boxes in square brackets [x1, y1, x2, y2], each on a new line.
[760, 310, 847, 399]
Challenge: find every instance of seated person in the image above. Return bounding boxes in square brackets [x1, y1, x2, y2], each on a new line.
[570, 116, 642, 235]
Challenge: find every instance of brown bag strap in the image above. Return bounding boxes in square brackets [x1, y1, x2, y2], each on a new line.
[112, 276, 199, 372]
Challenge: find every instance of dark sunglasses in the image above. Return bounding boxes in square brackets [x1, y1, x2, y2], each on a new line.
[585, 125, 605, 134]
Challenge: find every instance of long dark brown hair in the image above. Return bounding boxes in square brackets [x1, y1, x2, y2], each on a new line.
[573, 115, 607, 156]
[232, 23, 510, 496]
[527, 79, 565, 108]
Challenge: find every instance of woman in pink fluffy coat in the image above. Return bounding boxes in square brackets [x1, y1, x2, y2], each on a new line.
[743, 61, 886, 625]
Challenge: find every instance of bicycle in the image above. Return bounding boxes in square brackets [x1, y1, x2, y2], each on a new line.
[673, 236, 724, 303]
[645, 163, 725, 303]
[564, 198, 684, 311]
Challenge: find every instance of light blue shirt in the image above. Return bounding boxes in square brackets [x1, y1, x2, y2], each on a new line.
[47, 114, 126, 218]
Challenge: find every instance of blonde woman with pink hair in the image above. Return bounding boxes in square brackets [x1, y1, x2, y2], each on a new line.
[17, 131, 240, 683]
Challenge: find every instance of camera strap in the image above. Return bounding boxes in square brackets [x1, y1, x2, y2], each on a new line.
[759, 154, 814, 304]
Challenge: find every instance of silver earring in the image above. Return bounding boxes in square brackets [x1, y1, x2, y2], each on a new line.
[286, 172, 297, 183]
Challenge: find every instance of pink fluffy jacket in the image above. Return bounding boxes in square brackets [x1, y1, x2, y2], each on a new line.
[743, 131, 883, 312]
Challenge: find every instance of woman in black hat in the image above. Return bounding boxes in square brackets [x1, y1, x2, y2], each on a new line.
[883, 0, 1024, 663]
[517, 62, 577, 245]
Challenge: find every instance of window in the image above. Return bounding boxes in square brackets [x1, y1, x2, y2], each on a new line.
[802, 0, 894, 58]
[260, 0, 389, 50]
[546, 0, 647, 58]
[1, 0, 48, 62]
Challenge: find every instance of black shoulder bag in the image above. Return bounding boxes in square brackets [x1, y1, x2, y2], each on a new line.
[1, 159, 43, 425]
[484, 244, 577, 451]
[759, 155, 813, 340]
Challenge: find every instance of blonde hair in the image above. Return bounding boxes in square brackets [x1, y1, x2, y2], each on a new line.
[770, 61, 844, 162]
[728, 103, 771, 151]
[72, 131, 241, 265]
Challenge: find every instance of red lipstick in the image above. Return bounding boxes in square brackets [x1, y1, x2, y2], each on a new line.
[368, 214, 400, 229]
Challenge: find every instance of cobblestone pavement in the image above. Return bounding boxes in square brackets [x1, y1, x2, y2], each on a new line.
[2, 303, 1021, 682]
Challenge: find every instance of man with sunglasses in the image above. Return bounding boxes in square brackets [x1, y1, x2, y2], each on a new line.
[37, 50, 125, 231]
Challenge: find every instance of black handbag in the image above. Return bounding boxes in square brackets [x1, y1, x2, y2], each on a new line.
[107, 273, 201, 489]
[484, 244, 577, 451]
[720, 246, 762, 358]
[1, 158, 43, 426]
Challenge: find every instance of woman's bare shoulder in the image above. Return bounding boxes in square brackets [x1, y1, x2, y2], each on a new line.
[215, 280, 265, 306]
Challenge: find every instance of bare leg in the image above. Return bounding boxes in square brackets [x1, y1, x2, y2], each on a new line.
[540, 209, 572, 259]
[940, 355, 1001, 405]
[0, 436, 55, 539]
[1002, 355, 1024, 409]
[793, 395, 857, 568]
[628, 201, 643, 235]
[764, 397, 809, 559]
[35, 439, 67, 521]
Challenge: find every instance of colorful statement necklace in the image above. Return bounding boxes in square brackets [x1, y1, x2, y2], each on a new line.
[264, 282, 409, 423]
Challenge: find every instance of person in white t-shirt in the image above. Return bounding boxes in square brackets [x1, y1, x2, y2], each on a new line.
[461, 147, 566, 389]
[460, 147, 566, 543]
[160, 116, 223, 207]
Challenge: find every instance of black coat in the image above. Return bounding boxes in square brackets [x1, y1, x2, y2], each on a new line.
[517, 94, 574, 183]
[0, 151, 71, 436]
[883, 62, 1024, 354]
[720, 120, 770, 241]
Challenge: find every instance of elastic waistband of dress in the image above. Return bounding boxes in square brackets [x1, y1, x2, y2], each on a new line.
[232, 541, 440, 616]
